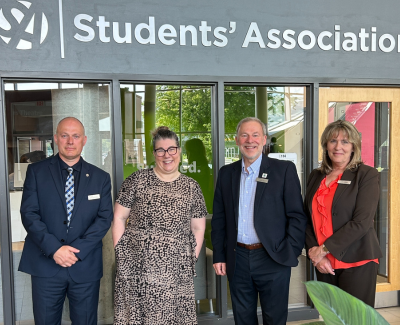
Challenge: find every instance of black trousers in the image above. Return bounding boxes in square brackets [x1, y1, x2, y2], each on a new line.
[316, 261, 378, 307]
[229, 245, 291, 325]
[31, 267, 100, 325]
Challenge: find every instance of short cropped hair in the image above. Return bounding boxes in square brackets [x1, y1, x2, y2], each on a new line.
[151, 126, 180, 149]
[236, 117, 267, 136]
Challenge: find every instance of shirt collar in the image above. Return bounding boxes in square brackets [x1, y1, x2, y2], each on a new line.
[241, 154, 262, 175]
[58, 154, 82, 172]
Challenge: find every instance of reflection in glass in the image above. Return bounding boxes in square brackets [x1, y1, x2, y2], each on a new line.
[120, 83, 215, 315]
[328, 101, 390, 283]
[224, 85, 307, 310]
[4, 81, 114, 324]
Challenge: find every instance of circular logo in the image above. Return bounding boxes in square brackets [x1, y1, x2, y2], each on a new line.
[0, 0, 48, 50]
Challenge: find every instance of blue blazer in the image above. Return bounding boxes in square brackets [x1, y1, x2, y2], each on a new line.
[211, 154, 307, 280]
[18, 154, 113, 283]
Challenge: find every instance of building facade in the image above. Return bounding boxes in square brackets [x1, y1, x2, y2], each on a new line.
[0, 0, 399, 323]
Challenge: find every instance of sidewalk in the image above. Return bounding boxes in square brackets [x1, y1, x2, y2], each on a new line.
[286, 306, 400, 324]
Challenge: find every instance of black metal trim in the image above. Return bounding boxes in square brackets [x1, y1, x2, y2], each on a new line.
[0, 78, 16, 324]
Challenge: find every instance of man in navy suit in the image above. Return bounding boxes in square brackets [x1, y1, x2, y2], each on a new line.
[211, 117, 307, 325]
[19, 117, 113, 325]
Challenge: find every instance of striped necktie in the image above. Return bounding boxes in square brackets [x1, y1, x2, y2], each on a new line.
[65, 167, 74, 227]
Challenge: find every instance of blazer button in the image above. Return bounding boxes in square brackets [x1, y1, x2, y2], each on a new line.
[234, 249, 236, 251]
[61, 239, 65, 243]
[63, 221, 67, 224]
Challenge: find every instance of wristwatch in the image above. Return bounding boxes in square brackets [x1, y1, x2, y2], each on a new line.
[322, 244, 329, 254]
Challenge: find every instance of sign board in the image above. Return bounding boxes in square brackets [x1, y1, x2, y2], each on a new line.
[268, 153, 297, 165]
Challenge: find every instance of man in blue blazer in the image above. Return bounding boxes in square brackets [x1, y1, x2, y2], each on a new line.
[19, 117, 113, 325]
[211, 117, 307, 325]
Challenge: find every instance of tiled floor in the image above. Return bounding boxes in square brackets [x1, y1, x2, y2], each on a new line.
[286, 306, 400, 324]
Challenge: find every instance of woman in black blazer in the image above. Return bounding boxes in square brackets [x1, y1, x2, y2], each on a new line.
[305, 120, 382, 307]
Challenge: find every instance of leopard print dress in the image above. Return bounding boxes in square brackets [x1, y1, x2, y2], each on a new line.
[114, 168, 207, 325]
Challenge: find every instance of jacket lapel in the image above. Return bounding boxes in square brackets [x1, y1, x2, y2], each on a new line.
[231, 160, 241, 226]
[254, 155, 270, 217]
[49, 155, 67, 214]
[71, 159, 90, 218]
[332, 168, 357, 208]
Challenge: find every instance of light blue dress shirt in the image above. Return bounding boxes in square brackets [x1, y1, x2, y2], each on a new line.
[237, 154, 262, 244]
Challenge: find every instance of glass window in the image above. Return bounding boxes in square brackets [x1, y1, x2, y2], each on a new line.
[120, 83, 216, 315]
[224, 85, 307, 310]
[4, 81, 114, 324]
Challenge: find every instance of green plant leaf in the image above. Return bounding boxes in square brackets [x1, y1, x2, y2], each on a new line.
[304, 281, 389, 325]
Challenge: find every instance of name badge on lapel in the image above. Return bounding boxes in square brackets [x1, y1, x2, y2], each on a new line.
[337, 180, 351, 185]
[88, 194, 100, 200]
[256, 177, 269, 184]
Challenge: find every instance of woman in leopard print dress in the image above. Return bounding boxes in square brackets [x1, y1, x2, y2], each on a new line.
[112, 127, 207, 324]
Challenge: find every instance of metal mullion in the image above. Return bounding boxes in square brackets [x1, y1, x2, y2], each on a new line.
[305, 83, 319, 308]
[0, 78, 16, 325]
[112, 79, 124, 192]
[212, 80, 228, 319]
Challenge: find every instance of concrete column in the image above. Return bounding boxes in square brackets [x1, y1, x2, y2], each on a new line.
[51, 85, 114, 324]
[255, 87, 268, 127]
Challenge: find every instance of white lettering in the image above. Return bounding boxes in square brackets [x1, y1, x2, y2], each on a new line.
[334, 25, 341, 51]
[242, 22, 265, 48]
[158, 24, 177, 45]
[96, 16, 110, 43]
[379, 34, 395, 52]
[298, 30, 316, 50]
[180, 25, 197, 46]
[317, 31, 332, 51]
[74, 14, 95, 42]
[267, 29, 281, 49]
[135, 16, 155, 45]
[371, 27, 377, 51]
[199, 21, 212, 46]
[282, 29, 296, 49]
[342, 32, 357, 51]
[213, 27, 228, 47]
[359, 28, 369, 51]
[113, 22, 132, 44]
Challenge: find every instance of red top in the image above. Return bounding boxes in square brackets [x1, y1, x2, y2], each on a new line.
[311, 174, 378, 269]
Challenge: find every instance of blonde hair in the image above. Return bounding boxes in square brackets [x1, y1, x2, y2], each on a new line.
[319, 120, 362, 175]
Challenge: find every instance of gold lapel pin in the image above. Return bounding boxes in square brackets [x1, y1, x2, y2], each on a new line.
[86, 174, 89, 177]
[262, 173, 268, 178]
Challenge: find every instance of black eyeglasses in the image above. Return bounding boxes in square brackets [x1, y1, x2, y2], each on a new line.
[154, 146, 179, 157]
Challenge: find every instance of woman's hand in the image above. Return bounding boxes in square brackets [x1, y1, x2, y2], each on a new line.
[308, 245, 328, 266]
[316, 257, 335, 275]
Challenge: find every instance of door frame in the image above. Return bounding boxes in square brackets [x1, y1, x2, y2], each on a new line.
[319, 86, 400, 293]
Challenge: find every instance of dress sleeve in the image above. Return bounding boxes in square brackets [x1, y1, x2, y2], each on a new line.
[116, 173, 137, 209]
[190, 181, 208, 218]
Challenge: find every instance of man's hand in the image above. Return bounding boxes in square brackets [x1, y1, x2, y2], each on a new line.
[315, 257, 335, 275]
[308, 245, 327, 266]
[213, 262, 227, 276]
[53, 246, 80, 267]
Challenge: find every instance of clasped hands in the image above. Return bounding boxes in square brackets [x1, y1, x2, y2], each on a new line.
[53, 245, 80, 267]
[308, 245, 335, 275]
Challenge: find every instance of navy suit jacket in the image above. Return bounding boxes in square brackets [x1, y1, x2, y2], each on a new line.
[211, 154, 307, 280]
[18, 154, 113, 283]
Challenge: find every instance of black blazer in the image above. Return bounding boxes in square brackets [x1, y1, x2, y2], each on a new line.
[18, 154, 113, 283]
[304, 164, 382, 263]
[211, 154, 307, 280]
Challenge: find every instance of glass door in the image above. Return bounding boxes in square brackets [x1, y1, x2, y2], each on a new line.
[319, 87, 400, 293]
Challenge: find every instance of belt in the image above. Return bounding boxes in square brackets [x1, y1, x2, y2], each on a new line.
[237, 242, 263, 250]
